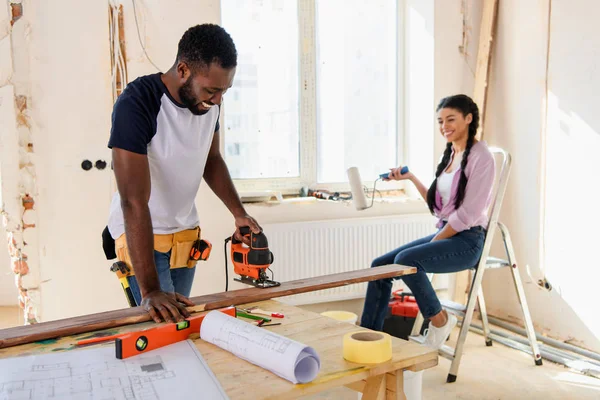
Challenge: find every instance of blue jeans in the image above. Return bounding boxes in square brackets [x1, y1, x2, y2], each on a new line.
[360, 225, 486, 331]
[127, 250, 196, 306]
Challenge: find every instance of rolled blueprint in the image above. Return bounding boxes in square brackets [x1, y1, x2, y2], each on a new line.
[200, 311, 320, 384]
[347, 166, 368, 210]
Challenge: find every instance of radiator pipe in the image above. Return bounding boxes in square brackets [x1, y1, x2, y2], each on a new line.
[487, 316, 600, 364]
[467, 324, 600, 378]
[473, 321, 600, 369]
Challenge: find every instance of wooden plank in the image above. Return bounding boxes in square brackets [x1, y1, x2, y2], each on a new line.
[116, 4, 127, 97]
[0, 265, 416, 349]
[472, 0, 499, 140]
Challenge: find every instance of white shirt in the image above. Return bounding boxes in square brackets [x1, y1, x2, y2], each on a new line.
[438, 168, 458, 207]
[106, 73, 220, 239]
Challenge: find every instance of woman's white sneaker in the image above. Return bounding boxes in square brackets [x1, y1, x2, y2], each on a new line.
[423, 313, 457, 350]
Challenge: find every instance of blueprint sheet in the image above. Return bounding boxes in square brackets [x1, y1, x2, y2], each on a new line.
[0, 339, 228, 400]
[200, 311, 320, 384]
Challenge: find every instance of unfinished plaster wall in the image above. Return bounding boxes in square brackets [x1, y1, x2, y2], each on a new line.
[0, 0, 42, 321]
[0, 0, 18, 306]
[483, 0, 600, 352]
[28, 0, 120, 322]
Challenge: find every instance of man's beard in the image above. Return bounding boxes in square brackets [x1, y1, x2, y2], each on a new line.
[178, 77, 209, 115]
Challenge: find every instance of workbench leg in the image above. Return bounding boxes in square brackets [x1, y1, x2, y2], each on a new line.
[362, 374, 386, 400]
[386, 370, 407, 400]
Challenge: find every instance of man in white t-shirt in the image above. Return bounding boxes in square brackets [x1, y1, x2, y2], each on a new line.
[105, 24, 261, 323]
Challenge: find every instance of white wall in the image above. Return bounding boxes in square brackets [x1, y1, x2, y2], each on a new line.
[543, 0, 600, 348]
[433, 0, 482, 157]
[483, 0, 600, 352]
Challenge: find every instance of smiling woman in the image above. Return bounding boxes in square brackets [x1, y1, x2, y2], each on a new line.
[360, 94, 496, 351]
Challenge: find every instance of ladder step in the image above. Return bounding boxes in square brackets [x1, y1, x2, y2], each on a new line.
[486, 256, 510, 269]
[440, 299, 467, 314]
[439, 344, 456, 360]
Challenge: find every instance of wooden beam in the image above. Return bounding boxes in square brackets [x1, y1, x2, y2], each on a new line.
[0, 265, 416, 349]
[472, 0, 499, 140]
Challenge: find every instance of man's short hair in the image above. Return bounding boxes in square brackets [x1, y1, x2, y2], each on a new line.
[176, 24, 237, 71]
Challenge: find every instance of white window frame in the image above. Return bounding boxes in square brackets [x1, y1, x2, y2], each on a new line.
[220, 0, 408, 196]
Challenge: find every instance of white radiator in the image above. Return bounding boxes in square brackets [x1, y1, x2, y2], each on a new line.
[262, 213, 438, 305]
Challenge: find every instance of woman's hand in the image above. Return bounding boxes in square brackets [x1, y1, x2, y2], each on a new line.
[384, 166, 413, 181]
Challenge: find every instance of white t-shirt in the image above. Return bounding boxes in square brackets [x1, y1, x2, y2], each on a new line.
[106, 73, 220, 239]
[438, 168, 458, 207]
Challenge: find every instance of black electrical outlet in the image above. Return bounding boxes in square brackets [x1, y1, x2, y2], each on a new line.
[81, 160, 93, 171]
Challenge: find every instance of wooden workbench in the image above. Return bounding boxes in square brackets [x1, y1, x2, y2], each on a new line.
[0, 300, 437, 400]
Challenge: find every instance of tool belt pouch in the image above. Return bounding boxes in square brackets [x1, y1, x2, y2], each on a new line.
[114, 236, 133, 274]
[114, 227, 201, 275]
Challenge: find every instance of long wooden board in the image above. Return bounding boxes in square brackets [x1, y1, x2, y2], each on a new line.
[0, 265, 416, 349]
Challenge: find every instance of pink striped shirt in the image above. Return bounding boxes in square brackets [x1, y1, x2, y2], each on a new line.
[434, 140, 496, 232]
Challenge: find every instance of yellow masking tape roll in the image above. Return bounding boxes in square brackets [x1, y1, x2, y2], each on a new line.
[343, 331, 393, 364]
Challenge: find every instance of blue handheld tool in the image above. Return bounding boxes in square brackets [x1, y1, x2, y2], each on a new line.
[380, 166, 409, 179]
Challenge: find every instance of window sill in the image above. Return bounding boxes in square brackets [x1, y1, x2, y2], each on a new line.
[240, 191, 431, 225]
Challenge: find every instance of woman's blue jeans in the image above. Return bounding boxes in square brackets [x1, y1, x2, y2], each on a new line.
[360, 225, 486, 331]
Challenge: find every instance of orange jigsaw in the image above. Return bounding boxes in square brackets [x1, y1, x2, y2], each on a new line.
[229, 227, 280, 288]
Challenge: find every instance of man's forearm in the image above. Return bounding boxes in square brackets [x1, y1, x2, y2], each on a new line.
[122, 201, 160, 297]
[203, 154, 246, 217]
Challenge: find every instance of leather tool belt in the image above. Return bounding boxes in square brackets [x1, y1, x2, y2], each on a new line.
[114, 227, 201, 276]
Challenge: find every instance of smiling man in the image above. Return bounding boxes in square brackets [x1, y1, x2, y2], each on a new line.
[105, 24, 261, 323]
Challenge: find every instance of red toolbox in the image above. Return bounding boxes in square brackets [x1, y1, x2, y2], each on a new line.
[382, 290, 430, 340]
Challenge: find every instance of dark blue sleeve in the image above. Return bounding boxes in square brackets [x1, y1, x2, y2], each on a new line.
[108, 95, 155, 155]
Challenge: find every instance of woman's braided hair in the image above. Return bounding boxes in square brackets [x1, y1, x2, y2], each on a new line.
[426, 94, 480, 214]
